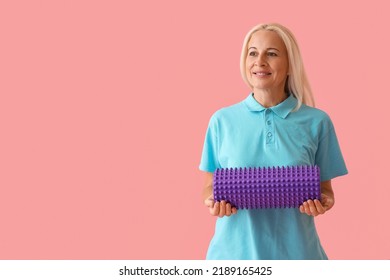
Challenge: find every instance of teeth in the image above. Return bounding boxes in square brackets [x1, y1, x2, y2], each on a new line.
[254, 72, 270, 76]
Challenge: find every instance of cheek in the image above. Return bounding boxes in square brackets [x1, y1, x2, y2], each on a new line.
[246, 55, 257, 66]
[274, 63, 289, 76]
[244, 63, 254, 86]
[279, 60, 289, 73]
[245, 59, 251, 69]
[245, 62, 252, 75]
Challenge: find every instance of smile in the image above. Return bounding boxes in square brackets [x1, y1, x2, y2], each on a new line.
[253, 71, 272, 76]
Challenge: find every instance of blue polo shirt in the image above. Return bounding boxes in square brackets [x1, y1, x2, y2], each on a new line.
[199, 93, 348, 259]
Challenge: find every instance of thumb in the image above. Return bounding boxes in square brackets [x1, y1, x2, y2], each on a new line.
[204, 197, 215, 208]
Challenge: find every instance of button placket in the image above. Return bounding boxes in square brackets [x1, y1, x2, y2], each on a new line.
[265, 109, 275, 144]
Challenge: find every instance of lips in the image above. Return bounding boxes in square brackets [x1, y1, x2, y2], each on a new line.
[253, 71, 272, 76]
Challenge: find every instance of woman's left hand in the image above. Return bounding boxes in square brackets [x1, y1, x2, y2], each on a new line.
[299, 180, 335, 217]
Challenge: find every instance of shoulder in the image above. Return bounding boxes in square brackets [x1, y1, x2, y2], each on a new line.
[293, 104, 336, 139]
[297, 104, 334, 127]
[209, 99, 247, 123]
[298, 104, 332, 121]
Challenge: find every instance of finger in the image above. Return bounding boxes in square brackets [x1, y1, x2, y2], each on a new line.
[307, 200, 319, 216]
[299, 205, 305, 213]
[322, 195, 334, 211]
[210, 201, 220, 216]
[320, 194, 328, 205]
[225, 203, 232, 216]
[218, 201, 226, 217]
[303, 201, 312, 216]
[314, 199, 326, 214]
[204, 197, 214, 208]
[232, 207, 238, 215]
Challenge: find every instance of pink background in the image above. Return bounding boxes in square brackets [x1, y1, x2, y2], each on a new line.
[0, 0, 389, 259]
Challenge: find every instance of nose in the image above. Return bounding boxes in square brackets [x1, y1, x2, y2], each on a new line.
[255, 53, 267, 66]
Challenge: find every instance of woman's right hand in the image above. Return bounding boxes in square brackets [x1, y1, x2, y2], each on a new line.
[202, 172, 237, 217]
[204, 195, 238, 217]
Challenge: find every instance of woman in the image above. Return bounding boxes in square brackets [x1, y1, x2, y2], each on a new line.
[199, 23, 348, 259]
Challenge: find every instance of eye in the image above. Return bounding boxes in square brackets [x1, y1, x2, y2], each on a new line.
[248, 51, 257, 56]
[267, 52, 277, 57]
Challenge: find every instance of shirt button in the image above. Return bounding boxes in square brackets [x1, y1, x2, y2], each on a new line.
[267, 120, 271, 125]
[267, 132, 272, 137]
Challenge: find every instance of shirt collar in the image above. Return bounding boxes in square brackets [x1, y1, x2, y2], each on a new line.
[244, 93, 297, 119]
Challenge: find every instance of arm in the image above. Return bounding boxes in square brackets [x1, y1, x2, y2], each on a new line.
[299, 180, 335, 216]
[202, 172, 237, 217]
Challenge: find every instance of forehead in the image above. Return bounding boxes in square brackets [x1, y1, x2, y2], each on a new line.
[248, 30, 286, 50]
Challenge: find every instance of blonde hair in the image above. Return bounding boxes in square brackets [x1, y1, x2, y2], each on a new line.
[240, 23, 315, 109]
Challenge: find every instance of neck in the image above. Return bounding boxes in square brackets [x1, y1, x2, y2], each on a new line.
[252, 89, 288, 108]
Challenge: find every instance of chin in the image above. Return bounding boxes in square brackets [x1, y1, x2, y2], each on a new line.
[252, 83, 272, 90]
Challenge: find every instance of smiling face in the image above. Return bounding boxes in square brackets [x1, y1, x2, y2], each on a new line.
[246, 30, 289, 96]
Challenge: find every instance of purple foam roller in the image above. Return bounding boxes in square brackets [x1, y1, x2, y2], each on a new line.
[213, 165, 321, 209]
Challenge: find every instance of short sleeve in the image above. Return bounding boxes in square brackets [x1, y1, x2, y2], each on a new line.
[315, 120, 348, 182]
[199, 114, 220, 172]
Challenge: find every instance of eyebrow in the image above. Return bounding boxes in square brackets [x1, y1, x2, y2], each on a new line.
[248, 47, 280, 52]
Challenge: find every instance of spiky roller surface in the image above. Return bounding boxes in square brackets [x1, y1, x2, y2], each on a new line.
[213, 166, 321, 209]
